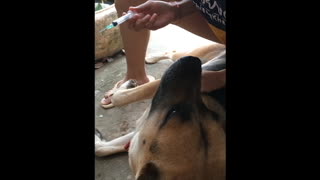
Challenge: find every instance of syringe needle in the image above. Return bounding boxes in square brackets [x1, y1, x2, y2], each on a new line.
[99, 10, 136, 32]
[100, 27, 107, 33]
[100, 24, 115, 33]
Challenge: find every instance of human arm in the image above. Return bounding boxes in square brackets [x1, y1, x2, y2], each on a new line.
[127, 0, 198, 31]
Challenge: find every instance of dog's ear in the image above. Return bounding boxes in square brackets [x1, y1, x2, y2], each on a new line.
[136, 162, 160, 180]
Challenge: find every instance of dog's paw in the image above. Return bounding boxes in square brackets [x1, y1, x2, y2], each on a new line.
[95, 128, 104, 142]
[95, 129, 123, 156]
[95, 129, 107, 156]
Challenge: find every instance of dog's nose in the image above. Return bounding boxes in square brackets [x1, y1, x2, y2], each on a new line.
[161, 56, 202, 87]
[151, 56, 202, 107]
[168, 56, 202, 80]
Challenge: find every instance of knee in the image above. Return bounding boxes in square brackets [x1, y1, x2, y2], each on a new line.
[115, 0, 147, 15]
[114, 0, 129, 13]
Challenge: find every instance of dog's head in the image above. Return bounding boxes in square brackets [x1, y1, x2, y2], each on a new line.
[129, 56, 225, 180]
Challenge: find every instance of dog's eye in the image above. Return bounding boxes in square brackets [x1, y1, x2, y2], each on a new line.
[165, 107, 177, 121]
[160, 106, 180, 128]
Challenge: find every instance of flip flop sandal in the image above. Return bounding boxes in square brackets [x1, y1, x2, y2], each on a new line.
[104, 80, 123, 98]
[101, 77, 139, 105]
[101, 75, 155, 109]
[101, 79, 137, 108]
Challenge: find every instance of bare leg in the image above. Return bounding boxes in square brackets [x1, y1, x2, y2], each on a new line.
[101, 0, 151, 105]
[115, 0, 150, 85]
[172, 11, 222, 43]
[95, 132, 135, 157]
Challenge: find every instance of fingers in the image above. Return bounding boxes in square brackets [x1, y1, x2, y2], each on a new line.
[123, 9, 158, 31]
[124, 12, 140, 30]
[146, 13, 157, 29]
[128, 13, 155, 31]
[135, 14, 151, 29]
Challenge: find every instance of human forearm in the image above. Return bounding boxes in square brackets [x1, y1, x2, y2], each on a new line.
[201, 69, 226, 92]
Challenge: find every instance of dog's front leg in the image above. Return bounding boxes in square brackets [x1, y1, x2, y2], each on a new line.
[112, 79, 161, 107]
[95, 131, 135, 157]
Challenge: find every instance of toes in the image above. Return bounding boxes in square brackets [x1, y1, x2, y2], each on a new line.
[101, 95, 112, 105]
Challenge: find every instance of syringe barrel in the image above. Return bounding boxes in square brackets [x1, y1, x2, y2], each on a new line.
[113, 11, 136, 26]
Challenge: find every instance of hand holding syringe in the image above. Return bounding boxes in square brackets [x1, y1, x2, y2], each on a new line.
[100, 1, 180, 32]
[100, 10, 137, 32]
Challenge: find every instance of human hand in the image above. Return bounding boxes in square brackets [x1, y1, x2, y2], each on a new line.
[126, 0, 178, 31]
[201, 70, 226, 92]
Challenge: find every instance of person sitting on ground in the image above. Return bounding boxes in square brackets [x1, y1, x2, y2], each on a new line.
[101, 0, 226, 108]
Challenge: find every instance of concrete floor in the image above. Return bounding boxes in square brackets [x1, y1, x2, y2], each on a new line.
[95, 24, 212, 180]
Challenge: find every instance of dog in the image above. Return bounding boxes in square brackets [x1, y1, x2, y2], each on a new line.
[102, 43, 225, 108]
[96, 54, 226, 179]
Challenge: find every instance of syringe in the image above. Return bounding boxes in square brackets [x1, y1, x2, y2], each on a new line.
[100, 11, 137, 32]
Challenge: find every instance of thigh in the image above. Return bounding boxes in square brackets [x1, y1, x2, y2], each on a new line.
[172, 10, 222, 43]
[162, 0, 222, 43]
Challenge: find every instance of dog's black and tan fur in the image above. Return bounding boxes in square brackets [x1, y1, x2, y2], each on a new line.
[96, 47, 226, 180]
